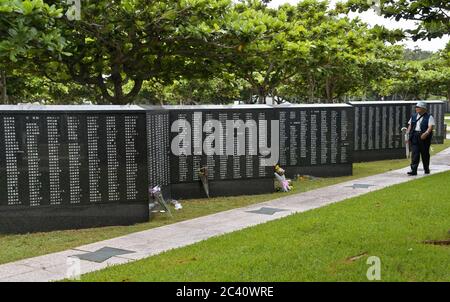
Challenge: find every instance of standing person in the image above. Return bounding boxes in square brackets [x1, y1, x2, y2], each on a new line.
[406, 101, 435, 176]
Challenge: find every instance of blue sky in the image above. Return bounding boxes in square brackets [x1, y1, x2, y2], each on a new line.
[267, 0, 449, 52]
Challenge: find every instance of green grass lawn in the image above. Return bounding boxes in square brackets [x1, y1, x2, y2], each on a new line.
[0, 140, 449, 266]
[79, 170, 450, 282]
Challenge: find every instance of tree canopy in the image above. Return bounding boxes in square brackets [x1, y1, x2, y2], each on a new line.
[1, 0, 449, 104]
[345, 0, 450, 40]
[0, 0, 66, 63]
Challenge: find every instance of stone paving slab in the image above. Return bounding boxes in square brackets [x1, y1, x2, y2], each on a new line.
[1, 147, 450, 282]
[74, 247, 135, 263]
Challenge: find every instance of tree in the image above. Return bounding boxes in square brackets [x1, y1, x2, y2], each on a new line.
[38, 0, 242, 104]
[0, 0, 66, 62]
[429, 43, 450, 100]
[162, 74, 248, 105]
[0, 0, 66, 103]
[278, 9, 402, 102]
[373, 46, 450, 101]
[4, 69, 96, 104]
[344, 0, 450, 40]
[217, 0, 316, 104]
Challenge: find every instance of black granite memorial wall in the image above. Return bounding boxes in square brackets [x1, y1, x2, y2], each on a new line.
[0, 105, 149, 233]
[8, 100, 445, 233]
[350, 101, 446, 162]
[155, 105, 277, 199]
[273, 104, 354, 178]
[424, 101, 446, 144]
[145, 107, 171, 199]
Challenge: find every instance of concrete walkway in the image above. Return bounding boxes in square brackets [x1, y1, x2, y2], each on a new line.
[1, 147, 450, 282]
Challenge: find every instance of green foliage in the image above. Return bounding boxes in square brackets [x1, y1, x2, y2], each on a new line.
[0, 0, 68, 103]
[37, 0, 238, 104]
[346, 0, 450, 40]
[403, 47, 434, 61]
[374, 45, 450, 100]
[133, 74, 249, 105]
[0, 0, 65, 63]
[279, 14, 403, 102]
[1, 0, 449, 104]
[161, 75, 248, 105]
[4, 70, 98, 104]
[221, 1, 316, 103]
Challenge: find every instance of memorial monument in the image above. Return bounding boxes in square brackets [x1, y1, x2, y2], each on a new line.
[273, 103, 354, 177]
[151, 105, 277, 199]
[0, 105, 149, 233]
[350, 101, 446, 162]
[6, 100, 444, 233]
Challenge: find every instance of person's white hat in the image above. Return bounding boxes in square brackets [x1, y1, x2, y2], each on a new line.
[415, 101, 428, 110]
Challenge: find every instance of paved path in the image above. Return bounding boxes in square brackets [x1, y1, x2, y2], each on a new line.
[1, 147, 450, 282]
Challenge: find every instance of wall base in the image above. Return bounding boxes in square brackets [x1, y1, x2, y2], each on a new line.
[284, 164, 353, 178]
[0, 203, 149, 234]
[170, 178, 275, 200]
[353, 149, 407, 162]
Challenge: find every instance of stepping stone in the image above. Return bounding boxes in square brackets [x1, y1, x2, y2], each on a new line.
[346, 183, 376, 189]
[72, 247, 135, 263]
[246, 207, 288, 215]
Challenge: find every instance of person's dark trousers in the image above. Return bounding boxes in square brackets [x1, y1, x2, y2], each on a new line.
[410, 132, 431, 173]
